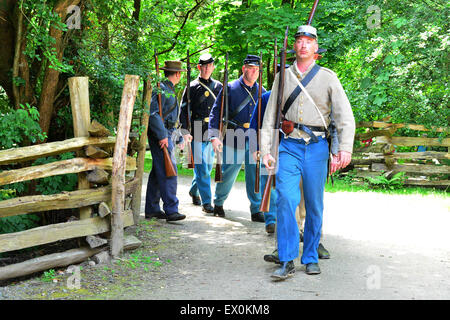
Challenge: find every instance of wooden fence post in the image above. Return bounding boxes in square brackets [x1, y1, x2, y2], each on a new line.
[131, 77, 152, 223]
[69, 76, 92, 220]
[110, 75, 140, 258]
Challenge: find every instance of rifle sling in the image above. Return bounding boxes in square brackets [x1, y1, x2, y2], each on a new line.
[227, 83, 257, 123]
[163, 100, 178, 120]
[282, 64, 321, 116]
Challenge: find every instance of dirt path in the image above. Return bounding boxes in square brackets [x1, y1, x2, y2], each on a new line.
[1, 174, 449, 300]
[134, 174, 450, 300]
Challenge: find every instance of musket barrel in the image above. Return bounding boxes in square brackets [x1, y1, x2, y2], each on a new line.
[186, 49, 195, 169]
[154, 50, 177, 177]
[259, 27, 289, 212]
[307, 0, 320, 25]
[214, 52, 228, 183]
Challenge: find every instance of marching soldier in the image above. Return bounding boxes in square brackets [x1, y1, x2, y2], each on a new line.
[208, 54, 266, 222]
[145, 60, 191, 222]
[261, 25, 355, 280]
[180, 53, 223, 213]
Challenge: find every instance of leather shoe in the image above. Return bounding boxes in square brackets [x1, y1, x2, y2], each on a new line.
[318, 243, 330, 259]
[145, 211, 166, 219]
[265, 223, 275, 234]
[213, 205, 225, 217]
[166, 212, 186, 222]
[189, 191, 201, 206]
[271, 261, 295, 280]
[202, 203, 214, 213]
[305, 262, 321, 275]
[251, 212, 265, 223]
[264, 249, 281, 265]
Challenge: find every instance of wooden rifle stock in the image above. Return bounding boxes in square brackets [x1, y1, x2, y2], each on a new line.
[254, 52, 263, 194]
[154, 50, 177, 177]
[186, 49, 195, 169]
[259, 27, 289, 213]
[214, 52, 228, 183]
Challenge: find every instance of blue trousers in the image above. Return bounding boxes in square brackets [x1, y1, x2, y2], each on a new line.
[276, 137, 328, 265]
[189, 140, 215, 205]
[214, 140, 261, 214]
[145, 133, 179, 215]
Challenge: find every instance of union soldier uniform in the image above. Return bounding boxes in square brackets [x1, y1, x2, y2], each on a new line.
[209, 54, 266, 221]
[261, 25, 355, 278]
[145, 60, 187, 221]
[180, 54, 222, 212]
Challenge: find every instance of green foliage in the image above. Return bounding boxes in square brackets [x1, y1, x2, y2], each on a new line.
[0, 103, 47, 150]
[21, 0, 73, 75]
[0, 181, 40, 234]
[40, 269, 60, 282]
[32, 153, 78, 195]
[365, 172, 407, 190]
[0, 214, 41, 235]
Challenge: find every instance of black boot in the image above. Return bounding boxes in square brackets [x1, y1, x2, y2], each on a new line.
[251, 212, 265, 223]
[189, 191, 201, 206]
[271, 261, 295, 280]
[264, 249, 281, 265]
[213, 205, 225, 217]
[202, 203, 214, 213]
[318, 243, 330, 259]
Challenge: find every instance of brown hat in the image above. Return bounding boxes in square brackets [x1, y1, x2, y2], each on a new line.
[160, 60, 187, 72]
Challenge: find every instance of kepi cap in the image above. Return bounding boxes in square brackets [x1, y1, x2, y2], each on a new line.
[294, 25, 317, 39]
[160, 60, 187, 72]
[198, 53, 215, 65]
[243, 54, 261, 66]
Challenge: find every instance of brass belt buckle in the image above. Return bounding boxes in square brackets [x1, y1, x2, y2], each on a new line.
[243, 122, 250, 129]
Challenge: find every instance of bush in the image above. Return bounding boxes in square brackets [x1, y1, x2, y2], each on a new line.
[0, 103, 47, 150]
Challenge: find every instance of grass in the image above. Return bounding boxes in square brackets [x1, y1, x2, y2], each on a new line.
[144, 152, 448, 197]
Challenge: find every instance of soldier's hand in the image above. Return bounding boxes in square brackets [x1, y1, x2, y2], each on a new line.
[330, 154, 340, 174]
[263, 154, 276, 170]
[183, 134, 193, 143]
[211, 138, 223, 153]
[337, 151, 352, 170]
[159, 138, 169, 149]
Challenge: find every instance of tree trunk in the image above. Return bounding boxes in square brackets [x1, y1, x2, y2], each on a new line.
[0, 0, 17, 103]
[38, 0, 81, 139]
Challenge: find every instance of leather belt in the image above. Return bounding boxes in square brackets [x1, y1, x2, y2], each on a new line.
[281, 120, 326, 143]
[227, 120, 250, 129]
[293, 123, 326, 132]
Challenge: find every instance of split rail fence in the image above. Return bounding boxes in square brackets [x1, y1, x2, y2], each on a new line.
[350, 118, 449, 188]
[0, 75, 153, 281]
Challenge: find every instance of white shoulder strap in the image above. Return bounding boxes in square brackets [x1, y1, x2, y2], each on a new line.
[198, 80, 217, 100]
[288, 68, 327, 129]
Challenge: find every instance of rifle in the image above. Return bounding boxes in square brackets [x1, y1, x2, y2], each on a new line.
[186, 49, 195, 169]
[307, 0, 320, 25]
[214, 52, 228, 183]
[273, 38, 278, 80]
[259, 27, 289, 213]
[254, 51, 263, 194]
[154, 50, 177, 177]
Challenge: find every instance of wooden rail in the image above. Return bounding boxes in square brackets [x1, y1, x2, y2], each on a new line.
[0, 137, 116, 165]
[0, 74, 143, 281]
[351, 121, 449, 187]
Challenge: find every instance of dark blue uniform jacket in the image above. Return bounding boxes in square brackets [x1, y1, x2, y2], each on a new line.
[208, 76, 265, 148]
[180, 77, 222, 141]
[148, 80, 179, 141]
